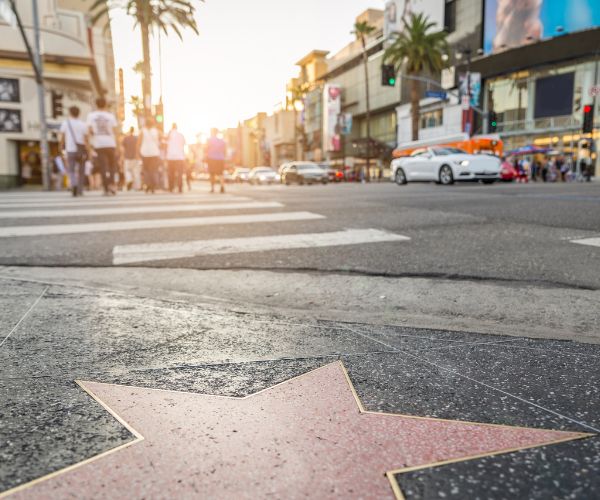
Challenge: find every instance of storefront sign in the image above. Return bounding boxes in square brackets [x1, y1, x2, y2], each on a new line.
[0, 78, 19, 103]
[0, 108, 21, 133]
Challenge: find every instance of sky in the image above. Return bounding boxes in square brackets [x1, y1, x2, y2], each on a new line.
[111, 0, 380, 141]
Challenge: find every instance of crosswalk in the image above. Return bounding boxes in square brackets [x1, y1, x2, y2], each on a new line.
[0, 190, 410, 265]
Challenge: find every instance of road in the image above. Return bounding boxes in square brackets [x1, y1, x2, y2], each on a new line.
[1, 180, 599, 499]
[0, 181, 599, 288]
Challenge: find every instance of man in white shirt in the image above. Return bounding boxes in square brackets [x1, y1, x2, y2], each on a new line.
[166, 123, 186, 193]
[59, 106, 89, 196]
[87, 97, 119, 195]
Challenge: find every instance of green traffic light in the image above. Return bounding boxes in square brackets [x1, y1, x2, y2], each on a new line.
[491, 121, 497, 126]
[156, 115, 164, 123]
[389, 78, 395, 85]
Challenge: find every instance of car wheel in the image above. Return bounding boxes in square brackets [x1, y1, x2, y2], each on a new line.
[321, 178, 328, 185]
[394, 168, 407, 185]
[481, 179, 496, 185]
[439, 165, 454, 185]
[299, 177, 304, 185]
[284, 177, 291, 186]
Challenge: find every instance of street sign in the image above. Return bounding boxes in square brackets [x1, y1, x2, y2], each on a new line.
[461, 95, 470, 110]
[425, 90, 447, 100]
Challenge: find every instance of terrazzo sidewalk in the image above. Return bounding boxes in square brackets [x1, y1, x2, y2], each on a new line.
[1, 276, 598, 499]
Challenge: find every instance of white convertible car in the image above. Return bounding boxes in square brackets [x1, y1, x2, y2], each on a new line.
[390, 147, 501, 185]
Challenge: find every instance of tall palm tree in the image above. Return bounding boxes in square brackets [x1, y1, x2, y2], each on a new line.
[90, 0, 201, 118]
[384, 13, 448, 141]
[352, 20, 375, 181]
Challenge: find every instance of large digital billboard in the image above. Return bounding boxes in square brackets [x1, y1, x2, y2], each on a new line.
[484, 0, 600, 54]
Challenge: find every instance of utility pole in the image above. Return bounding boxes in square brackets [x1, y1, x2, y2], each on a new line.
[9, 0, 50, 189]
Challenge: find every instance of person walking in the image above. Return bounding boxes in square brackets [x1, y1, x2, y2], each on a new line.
[121, 127, 140, 190]
[166, 123, 186, 193]
[59, 106, 89, 196]
[87, 97, 119, 195]
[139, 117, 162, 194]
[205, 128, 226, 193]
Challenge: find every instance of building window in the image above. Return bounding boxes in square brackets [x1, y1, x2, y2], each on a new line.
[444, 0, 456, 33]
[420, 109, 443, 129]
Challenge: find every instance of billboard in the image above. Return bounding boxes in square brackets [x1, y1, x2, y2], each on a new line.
[484, 0, 600, 54]
[384, 0, 444, 40]
[323, 84, 341, 152]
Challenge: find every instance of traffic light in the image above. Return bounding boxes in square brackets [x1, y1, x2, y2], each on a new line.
[51, 91, 63, 119]
[381, 65, 396, 87]
[582, 104, 593, 133]
[488, 111, 498, 132]
[155, 101, 164, 131]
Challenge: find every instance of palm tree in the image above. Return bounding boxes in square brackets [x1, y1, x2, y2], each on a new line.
[90, 0, 201, 118]
[352, 20, 375, 181]
[384, 13, 448, 141]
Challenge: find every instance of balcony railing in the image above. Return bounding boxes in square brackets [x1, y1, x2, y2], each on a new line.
[498, 116, 582, 134]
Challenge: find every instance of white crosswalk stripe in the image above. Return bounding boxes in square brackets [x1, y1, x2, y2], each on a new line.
[0, 194, 249, 208]
[571, 237, 600, 248]
[0, 211, 325, 237]
[113, 229, 410, 264]
[0, 191, 411, 263]
[0, 201, 283, 219]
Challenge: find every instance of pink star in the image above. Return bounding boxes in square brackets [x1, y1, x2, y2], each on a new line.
[5, 362, 589, 499]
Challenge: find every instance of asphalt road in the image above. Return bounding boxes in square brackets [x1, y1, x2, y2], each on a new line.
[1, 180, 599, 289]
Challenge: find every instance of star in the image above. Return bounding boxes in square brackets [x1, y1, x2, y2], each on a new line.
[3, 362, 590, 499]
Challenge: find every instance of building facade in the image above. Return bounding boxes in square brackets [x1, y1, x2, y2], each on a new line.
[321, 8, 400, 166]
[396, 0, 599, 175]
[0, 0, 115, 188]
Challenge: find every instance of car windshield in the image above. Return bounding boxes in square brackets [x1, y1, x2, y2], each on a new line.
[432, 147, 468, 155]
[297, 164, 318, 171]
[254, 168, 273, 173]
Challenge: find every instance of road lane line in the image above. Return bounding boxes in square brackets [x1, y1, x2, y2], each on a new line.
[112, 229, 410, 265]
[0, 212, 325, 238]
[0, 201, 283, 219]
[571, 237, 600, 248]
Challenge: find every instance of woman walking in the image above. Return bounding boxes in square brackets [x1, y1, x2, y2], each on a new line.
[139, 117, 162, 193]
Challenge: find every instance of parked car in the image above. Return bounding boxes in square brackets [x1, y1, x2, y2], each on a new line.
[318, 163, 344, 182]
[249, 167, 279, 185]
[282, 162, 329, 185]
[232, 167, 251, 183]
[390, 147, 501, 185]
[500, 162, 518, 182]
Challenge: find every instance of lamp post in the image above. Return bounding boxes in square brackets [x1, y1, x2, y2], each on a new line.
[456, 48, 473, 137]
[9, 0, 50, 189]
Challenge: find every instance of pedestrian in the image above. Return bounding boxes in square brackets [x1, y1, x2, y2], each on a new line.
[166, 123, 186, 193]
[59, 105, 89, 196]
[122, 127, 141, 190]
[52, 154, 66, 191]
[139, 116, 162, 194]
[205, 128, 226, 193]
[185, 158, 193, 191]
[87, 97, 119, 195]
[541, 159, 548, 182]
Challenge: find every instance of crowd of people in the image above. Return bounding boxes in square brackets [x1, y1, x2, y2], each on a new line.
[501, 154, 594, 183]
[56, 97, 193, 196]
